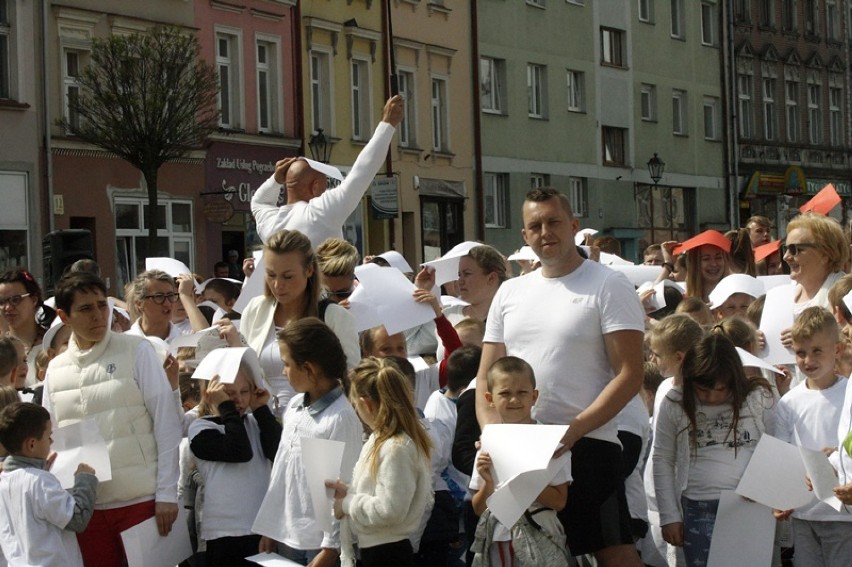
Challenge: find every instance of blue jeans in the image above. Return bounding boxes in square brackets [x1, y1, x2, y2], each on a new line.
[681, 496, 719, 567]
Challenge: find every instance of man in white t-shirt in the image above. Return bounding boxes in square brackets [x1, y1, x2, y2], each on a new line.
[251, 95, 404, 247]
[475, 187, 645, 567]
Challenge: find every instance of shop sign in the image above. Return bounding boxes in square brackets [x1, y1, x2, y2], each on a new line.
[203, 200, 235, 223]
[806, 179, 851, 196]
[743, 166, 806, 197]
[370, 177, 399, 220]
[205, 142, 296, 211]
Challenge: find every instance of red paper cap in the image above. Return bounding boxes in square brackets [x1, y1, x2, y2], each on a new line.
[800, 183, 841, 215]
[673, 230, 732, 256]
[753, 240, 781, 263]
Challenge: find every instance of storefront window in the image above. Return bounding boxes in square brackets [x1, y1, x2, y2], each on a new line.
[636, 185, 695, 245]
[0, 172, 29, 271]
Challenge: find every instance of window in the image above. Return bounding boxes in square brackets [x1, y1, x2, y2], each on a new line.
[638, 0, 654, 23]
[641, 84, 657, 121]
[701, 2, 717, 45]
[0, 0, 9, 99]
[602, 126, 627, 166]
[431, 77, 449, 152]
[805, 0, 818, 35]
[483, 173, 508, 228]
[351, 58, 371, 141]
[527, 64, 547, 118]
[601, 28, 625, 67]
[830, 86, 842, 146]
[827, 0, 840, 39]
[530, 173, 550, 188]
[763, 78, 777, 140]
[256, 39, 280, 133]
[568, 177, 588, 218]
[738, 74, 754, 138]
[672, 90, 687, 135]
[0, 172, 29, 272]
[759, 0, 774, 26]
[114, 198, 194, 293]
[397, 70, 416, 147]
[310, 51, 332, 133]
[808, 82, 821, 144]
[62, 48, 88, 130]
[735, 0, 751, 22]
[566, 70, 584, 112]
[480, 57, 506, 114]
[786, 80, 799, 142]
[704, 96, 720, 140]
[216, 31, 241, 129]
[783, 0, 797, 30]
[671, 0, 685, 39]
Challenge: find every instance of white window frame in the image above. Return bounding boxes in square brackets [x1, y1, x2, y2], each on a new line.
[483, 173, 508, 228]
[602, 126, 627, 166]
[310, 49, 334, 134]
[808, 82, 821, 144]
[786, 79, 799, 142]
[671, 0, 685, 39]
[638, 0, 654, 23]
[701, 2, 717, 46]
[255, 34, 281, 133]
[350, 57, 372, 141]
[431, 76, 449, 152]
[530, 173, 550, 188]
[601, 28, 625, 67]
[397, 68, 416, 148]
[566, 70, 584, 112]
[480, 56, 505, 114]
[703, 96, 720, 140]
[738, 73, 754, 138]
[62, 47, 88, 131]
[641, 83, 657, 121]
[830, 86, 842, 146]
[672, 89, 687, 135]
[763, 77, 777, 140]
[215, 28, 244, 129]
[527, 63, 547, 118]
[568, 177, 588, 218]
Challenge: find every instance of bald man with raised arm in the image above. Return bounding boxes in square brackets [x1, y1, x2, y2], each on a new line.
[251, 95, 404, 247]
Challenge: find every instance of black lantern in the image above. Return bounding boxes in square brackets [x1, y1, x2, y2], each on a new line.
[308, 128, 332, 164]
[647, 153, 665, 185]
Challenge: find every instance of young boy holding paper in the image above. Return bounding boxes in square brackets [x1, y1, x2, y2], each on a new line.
[470, 356, 571, 566]
[0, 402, 98, 567]
[774, 307, 852, 565]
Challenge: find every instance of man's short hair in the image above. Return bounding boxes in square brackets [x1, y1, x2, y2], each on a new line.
[524, 187, 574, 217]
[213, 260, 229, 271]
[54, 271, 107, 313]
[486, 355, 536, 392]
[791, 306, 839, 343]
[0, 337, 18, 378]
[0, 402, 50, 455]
[446, 346, 482, 393]
[745, 215, 772, 229]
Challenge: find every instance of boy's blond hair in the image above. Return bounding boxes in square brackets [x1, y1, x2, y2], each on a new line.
[486, 356, 536, 392]
[648, 313, 704, 356]
[827, 274, 852, 311]
[791, 306, 839, 343]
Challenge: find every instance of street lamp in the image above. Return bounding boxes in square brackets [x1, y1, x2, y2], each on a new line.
[647, 153, 665, 185]
[308, 128, 332, 164]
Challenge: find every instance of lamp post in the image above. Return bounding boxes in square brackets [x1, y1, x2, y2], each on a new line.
[647, 153, 665, 185]
[308, 128, 332, 164]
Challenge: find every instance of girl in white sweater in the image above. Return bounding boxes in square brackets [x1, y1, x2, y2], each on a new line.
[328, 357, 433, 567]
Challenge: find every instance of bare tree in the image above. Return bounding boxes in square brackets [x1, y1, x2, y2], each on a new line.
[61, 26, 219, 253]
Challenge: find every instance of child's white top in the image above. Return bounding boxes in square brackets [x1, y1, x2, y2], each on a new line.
[415, 365, 440, 412]
[189, 413, 271, 540]
[830, 377, 852, 487]
[0, 467, 84, 567]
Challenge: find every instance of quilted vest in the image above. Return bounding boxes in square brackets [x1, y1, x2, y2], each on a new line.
[48, 331, 158, 505]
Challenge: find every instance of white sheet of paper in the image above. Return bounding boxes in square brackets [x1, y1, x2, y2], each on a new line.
[408, 356, 429, 372]
[168, 325, 219, 351]
[246, 552, 304, 566]
[346, 284, 383, 332]
[507, 246, 538, 262]
[758, 274, 792, 291]
[353, 263, 435, 335]
[50, 419, 112, 489]
[145, 257, 191, 278]
[637, 281, 665, 311]
[736, 347, 784, 375]
[233, 255, 265, 314]
[486, 453, 570, 528]
[736, 435, 814, 510]
[421, 241, 482, 286]
[378, 250, 413, 274]
[758, 284, 796, 365]
[798, 445, 843, 511]
[606, 264, 664, 287]
[300, 437, 346, 533]
[707, 490, 775, 567]
[599, 252, 633, 266]
[121, 507, 192, 567]
[302, 157, 344, 181]
[480, 424, 568, 489]
[574, 228, 598, 245]
[191, 347, 266, 391]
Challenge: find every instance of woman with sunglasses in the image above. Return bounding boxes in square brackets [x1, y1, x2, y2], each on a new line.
[0, 269, 56, 387]
[783, 213, 849, 314]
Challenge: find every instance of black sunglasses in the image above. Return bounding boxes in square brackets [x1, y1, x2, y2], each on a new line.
[143, 292, 180, 305]
[781, 243, 816, 256]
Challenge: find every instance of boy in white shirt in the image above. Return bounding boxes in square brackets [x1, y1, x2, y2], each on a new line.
[470, 356, 572, 566]
[0, 402, 97, 567]
[774, 307, 852, 566]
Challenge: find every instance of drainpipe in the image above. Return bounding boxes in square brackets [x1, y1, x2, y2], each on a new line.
[470, 0, 484, 241]
[42, 0, 55, 234]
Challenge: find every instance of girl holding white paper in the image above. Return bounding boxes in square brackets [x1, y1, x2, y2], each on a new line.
[652, 333, 775, 567]
[253, 318, 362, 567]
[188, 354, 282, 566]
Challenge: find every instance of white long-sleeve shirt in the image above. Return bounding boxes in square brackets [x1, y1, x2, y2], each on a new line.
[251, 122, 396, 247]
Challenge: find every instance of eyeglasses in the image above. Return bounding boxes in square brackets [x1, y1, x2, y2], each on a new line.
[0, 293, 31, 308]
[781, 243, 816, 256]
[327, 288, 354, 300]
[143, 292, 180, 305]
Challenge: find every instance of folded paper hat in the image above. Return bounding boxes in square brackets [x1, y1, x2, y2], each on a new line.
[800, 183, 841, 216]
[302, 157, 344, 182]
[753, 240, 781, 263]
[672, 230, 731, 256]
[191, 346, 268, 391]
[378, 250, 413, 274]
[708, 273, 765, 309]
[574, 228, 598, 246]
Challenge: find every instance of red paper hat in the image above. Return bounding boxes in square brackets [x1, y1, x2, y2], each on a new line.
[753, 240, 781, 263]
[673, 230, 731, 256]
[800, 184, 841, 215]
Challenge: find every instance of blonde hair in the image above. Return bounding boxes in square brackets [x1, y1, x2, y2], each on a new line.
[787, 212, 849, 273]
[791, 306, 839, 343]
[0, 386, 19, 409]
[711, 316, 759, 353]
[264, 230, 321, 318]
[197, 362, 258, 418]
[349, 357, 431, 477]
[315, 238, 359, 277]
[648, 314, 704, 356]
[467, 245, 509, 283]
[828, 274, 852, 311]
[676, 296, 714, 327]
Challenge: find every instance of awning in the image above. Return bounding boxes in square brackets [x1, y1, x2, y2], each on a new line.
[416, 176, 466, 199]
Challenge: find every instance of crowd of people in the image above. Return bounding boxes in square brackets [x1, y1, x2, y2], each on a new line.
[1, 94, 852, 567]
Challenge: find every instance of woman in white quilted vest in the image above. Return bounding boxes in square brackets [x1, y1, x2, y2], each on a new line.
[42, 271, 182, 567]
[240, 229, 360, 414]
